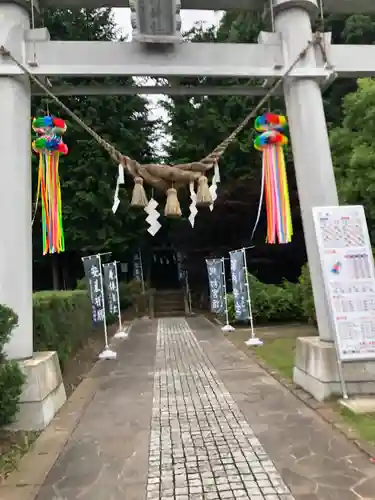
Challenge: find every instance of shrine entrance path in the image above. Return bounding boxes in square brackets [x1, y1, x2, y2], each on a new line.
[10, 317, 375, 500]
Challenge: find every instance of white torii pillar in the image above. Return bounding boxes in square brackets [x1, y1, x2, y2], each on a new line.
[0, 2, 33, 360]
[0, 1, 66, 431]
[274, 0, 338, 343]
[272, 0, 372, 400]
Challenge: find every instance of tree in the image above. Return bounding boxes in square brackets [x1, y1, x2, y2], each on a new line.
[32, 8, 156, 289]
[330, 78, 375, 239]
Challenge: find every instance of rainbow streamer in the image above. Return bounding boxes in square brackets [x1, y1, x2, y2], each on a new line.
[253, 113, 293, 244]
[32, 116, 68, 255]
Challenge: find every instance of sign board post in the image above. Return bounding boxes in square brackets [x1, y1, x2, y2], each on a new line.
[82, 253, 117, 360]
[313, 205, 375, 399]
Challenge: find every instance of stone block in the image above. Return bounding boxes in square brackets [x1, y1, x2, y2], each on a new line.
[8, 351, 66, 431]
[293, 337, 375, 401]
[339, 396, 375, 414]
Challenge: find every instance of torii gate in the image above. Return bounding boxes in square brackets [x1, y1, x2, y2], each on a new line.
[1, 0, 375, 397]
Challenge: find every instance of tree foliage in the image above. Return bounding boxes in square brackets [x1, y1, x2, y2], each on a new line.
[330, 78, 375, 239]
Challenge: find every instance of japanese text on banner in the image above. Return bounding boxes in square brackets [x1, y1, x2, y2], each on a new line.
[133, 250, 142, 282]
[82, 255, 105, 324]
[206, 259, 225, 314]
[229, 250, 249, 321]
[103, 262, 120, 316]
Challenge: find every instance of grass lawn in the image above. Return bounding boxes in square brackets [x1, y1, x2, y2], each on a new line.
[253, 337, 297, 379]
[0, 431, 37, 483]
[226, 326, 375, 448]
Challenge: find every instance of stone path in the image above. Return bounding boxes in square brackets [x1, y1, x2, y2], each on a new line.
[4, 316, 375, 500]
[148, 318, 293, 500]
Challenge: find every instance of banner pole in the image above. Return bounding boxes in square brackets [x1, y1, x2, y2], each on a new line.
[82, 251, 112, 261]
[242, 248, 263, 347]
[98, 254, 117, 360]
[221, 257, 235, 332]
[185, 271, 192, 315]
[113, 261, 128, 339]
[139, 249, 145, 294]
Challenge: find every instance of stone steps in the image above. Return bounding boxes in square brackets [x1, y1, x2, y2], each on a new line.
[154, 290, 186, 317]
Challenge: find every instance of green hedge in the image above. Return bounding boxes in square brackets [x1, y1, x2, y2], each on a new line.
[0, 304, 26, 426]
[33, 290, 93, 369]
[0, 290, 95, 426]
[227, 273, 305, 324]
[34, 278, 145, 369]
[225, 264, 321, 325]
[76, 277, 141, 311]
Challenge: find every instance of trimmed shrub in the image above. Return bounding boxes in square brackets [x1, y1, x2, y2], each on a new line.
[33, 290, 93, 369]
[0, 304, 26, 426]
[227, 273, 305, 325]
[118, 279, 143, 309]
[75, 277, 87, 290]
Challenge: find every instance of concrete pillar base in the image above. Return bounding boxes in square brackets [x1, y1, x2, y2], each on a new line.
[8, 351, 66, 431]
[293, 337, 375, 401]
[339, 396, 375, 414]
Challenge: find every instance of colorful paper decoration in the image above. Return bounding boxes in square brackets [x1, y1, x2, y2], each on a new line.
[253, 113, 293, 244]
[32, 116, 68, 255]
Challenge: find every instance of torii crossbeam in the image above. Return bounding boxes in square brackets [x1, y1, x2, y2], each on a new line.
[0, 0, 374, 403]
[2, 36, 374, 79]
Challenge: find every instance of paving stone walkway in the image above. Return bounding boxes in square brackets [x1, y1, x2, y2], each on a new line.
[148, 318, 293, 500]
[6, 316, 375, 500]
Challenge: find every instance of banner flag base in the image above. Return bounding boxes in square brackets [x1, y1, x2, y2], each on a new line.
[114, 330, 128, 339]
[221, 324, 235, 332]
[245, 337, 263, 347]
[98, 347, 117, 360]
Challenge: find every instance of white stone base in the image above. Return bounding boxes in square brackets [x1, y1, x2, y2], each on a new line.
[293, 337, 375, 401]
[339, 396, 375, 414]
[8, 351, 66, 431]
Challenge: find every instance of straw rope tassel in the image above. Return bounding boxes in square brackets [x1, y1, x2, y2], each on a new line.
[164, 187, 182, 217]
[131, 176, 148, 208]
[196, 175, 212, 206]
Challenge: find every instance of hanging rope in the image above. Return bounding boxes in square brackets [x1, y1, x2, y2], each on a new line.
[197, 34, 319, 169]
[0, 33, 321, 186]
